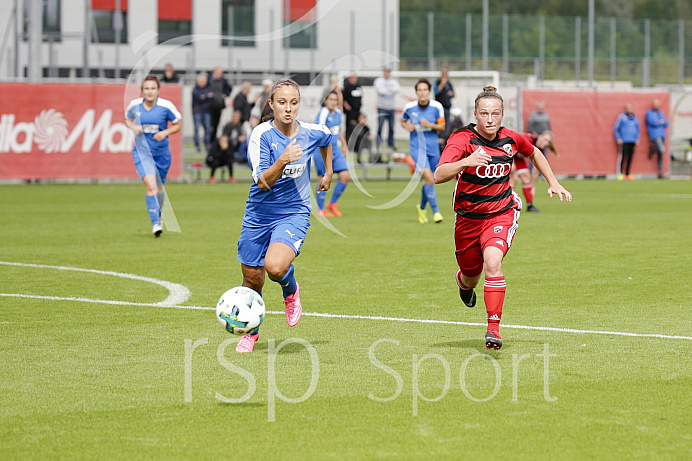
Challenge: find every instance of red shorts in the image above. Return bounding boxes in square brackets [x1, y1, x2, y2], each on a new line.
[514, 155, 530, 173]
[454, 208, 520, 278]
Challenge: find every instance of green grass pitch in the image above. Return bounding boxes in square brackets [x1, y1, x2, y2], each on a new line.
[0, 177, 690, 459]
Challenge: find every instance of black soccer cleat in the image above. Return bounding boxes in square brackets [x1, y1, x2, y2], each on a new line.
[459, 288, 476, 308]
[485, 329, 502, 350]
[526, 204, 541, 212]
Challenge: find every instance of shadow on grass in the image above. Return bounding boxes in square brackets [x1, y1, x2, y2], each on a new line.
[433, 339, 486, 351]
[216, 401, 265, 408]
[251, 339, 330, 354]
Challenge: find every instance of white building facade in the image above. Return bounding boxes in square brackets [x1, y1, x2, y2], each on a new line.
[1, 0, 400, 81]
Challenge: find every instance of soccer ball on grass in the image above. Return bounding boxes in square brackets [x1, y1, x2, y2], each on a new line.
[216, 286, 265, 335]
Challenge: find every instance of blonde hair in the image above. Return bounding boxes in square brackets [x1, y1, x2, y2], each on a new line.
[474, 86, 503, 111]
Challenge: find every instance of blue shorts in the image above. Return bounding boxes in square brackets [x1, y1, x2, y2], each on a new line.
[411, 150, 439, 173]
[132, 149, 171, 183]
[237, 212, 310, 267]
[313, 150, 348, 176]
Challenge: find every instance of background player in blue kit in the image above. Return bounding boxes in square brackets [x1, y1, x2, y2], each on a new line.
[313, 91, 350, 217]
[401, 79, 446, 224]
[235, 78, 333, 353]
[125, 75, 181, 237]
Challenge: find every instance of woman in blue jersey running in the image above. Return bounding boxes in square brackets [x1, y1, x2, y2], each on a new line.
[313, 91, 350, 217]
[235, 78, 333, 353]
[125, 75, 181, 237]
[402, 79, 445, 224]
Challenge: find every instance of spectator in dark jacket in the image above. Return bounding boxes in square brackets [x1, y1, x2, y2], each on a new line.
[207, 67, 233, 143]
[233, 81, 255, 123]
[342, 72, 363, 145]
[192, 73, 214, 152]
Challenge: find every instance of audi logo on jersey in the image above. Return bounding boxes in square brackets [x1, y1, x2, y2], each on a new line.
[476, 163, 510, 178]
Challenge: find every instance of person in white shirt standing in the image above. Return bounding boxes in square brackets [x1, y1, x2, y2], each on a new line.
[374, 67, 401, 153]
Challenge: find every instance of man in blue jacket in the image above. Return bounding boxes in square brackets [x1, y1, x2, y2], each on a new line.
[645, 99, 668, 179]
[614, 103, 640, 180]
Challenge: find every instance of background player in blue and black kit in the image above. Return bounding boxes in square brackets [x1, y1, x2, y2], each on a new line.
[235, 78, 333, 353]
[401, 79, 446, 224]
[125, 75, 181, 237]
[313, 91, 350, 217]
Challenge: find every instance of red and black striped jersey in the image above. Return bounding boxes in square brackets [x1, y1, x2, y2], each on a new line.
[439, 124, 535, 218]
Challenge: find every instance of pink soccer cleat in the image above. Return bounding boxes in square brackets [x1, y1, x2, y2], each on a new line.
[235, 333, 259, 353]
[326, 203, 342, 217]
[283, 283, 303, 327]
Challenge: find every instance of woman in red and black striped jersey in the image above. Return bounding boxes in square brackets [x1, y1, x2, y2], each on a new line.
[434, 86, 572, 350]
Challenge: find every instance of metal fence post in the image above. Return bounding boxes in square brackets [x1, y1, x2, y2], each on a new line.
[575, 16, 581, 86]
[482, 0, 488, 71]
[588, 0, 594, 87]
[465, 13, 472, 71]
[610, 18, 616, 87]
[427, 12, 435, 71]
[643, 19, 650, 87]
[679, 20, 685, 86]
[502, 14, 508, 74]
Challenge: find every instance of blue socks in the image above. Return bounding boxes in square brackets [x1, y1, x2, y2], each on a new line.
[330, 181, 347, 204]
[269, 264, 298, 298]
[316, 186, 326, 210]
[317, 180, 348, 207]
[145, 194, 160, 226]
[421, 184, 439, 214]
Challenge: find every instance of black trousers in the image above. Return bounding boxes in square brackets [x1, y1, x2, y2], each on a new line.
[620, 143, 635, 175]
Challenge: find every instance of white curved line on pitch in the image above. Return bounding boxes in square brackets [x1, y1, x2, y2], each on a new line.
[0, 261, 190, 307]
[1, 293, 689, 342]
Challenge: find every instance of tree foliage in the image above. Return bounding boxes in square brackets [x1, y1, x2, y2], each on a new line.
[401, 0, 692, 20]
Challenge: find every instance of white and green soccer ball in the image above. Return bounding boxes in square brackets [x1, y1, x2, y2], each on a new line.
[215, 286, 265, 335]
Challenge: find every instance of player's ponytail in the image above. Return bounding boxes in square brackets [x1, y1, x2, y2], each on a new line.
[475, 85, 503, 111]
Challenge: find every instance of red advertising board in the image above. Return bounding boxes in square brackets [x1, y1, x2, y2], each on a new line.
[522, 89, 669, 176]
[0, 83, 182, 180]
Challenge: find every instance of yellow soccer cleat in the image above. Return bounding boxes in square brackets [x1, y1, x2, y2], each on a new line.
[416, 204, 428, 224]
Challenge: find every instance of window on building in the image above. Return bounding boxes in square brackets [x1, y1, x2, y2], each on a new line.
[221, 0, 255, 47]
[23, 0, 61, 42]
[284, 0, 317, 49]
[158, 0, 192, 44]
[91, 1, 128, 44]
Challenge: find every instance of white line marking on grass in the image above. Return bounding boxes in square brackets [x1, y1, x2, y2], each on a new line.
[0, 261, 191, 307]
[1, 291, 689, 342]
[2, 261, 689, 342]
[287, 311, 692, 341]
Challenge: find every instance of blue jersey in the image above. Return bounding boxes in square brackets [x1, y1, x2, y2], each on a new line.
[246, 120, 331, 217]
[613, 112, 640, 144]
[402, 100, 444, 158]
[125, 97, 181, 158]
[315, 107, 343, 156]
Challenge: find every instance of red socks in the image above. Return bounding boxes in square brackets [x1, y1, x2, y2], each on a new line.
[484, 276, 506, 331]
[522, 183, 534, 205]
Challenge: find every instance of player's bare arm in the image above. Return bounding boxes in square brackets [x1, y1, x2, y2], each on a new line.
[153, 121, 181, 141]
[434, 147, 491, 184]
[258, 139, 303, 191]
[124, 118, 143, 135]
[421, 118, 445, 133]
[528, 146, 573, 202]
[339, 132, 348, 156]
[317, 145, 333, 192]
